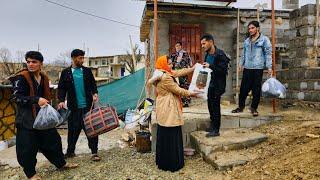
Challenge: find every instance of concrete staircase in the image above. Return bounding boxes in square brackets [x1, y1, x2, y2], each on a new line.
[151, 105, 282, 149]
[190, 129, 267, 170]
[151, 101, 283, 170]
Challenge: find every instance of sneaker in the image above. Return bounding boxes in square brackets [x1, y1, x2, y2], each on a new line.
[64, 153, 76, 159]
[231, 107, 244, 113]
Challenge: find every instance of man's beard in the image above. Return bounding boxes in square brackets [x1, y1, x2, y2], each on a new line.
[250, 31, 258, 37]
[206, 46, 212, 53]
[74, 62, 83, 67]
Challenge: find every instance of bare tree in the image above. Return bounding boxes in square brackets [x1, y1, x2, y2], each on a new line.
[15, 50, 25, 63]
[119, 44, 143, 74]
[52, 51, 71, 67]
[0, 48, 25, 76]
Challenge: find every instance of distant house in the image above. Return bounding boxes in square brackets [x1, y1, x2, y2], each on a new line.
[84, 54, 145, 84]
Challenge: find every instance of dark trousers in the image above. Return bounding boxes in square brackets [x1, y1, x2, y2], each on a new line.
[67, 108, 98, 154]
[207, 87, 221, 131]
[16, 126, 66, 178]
[239, 68, 264, 110]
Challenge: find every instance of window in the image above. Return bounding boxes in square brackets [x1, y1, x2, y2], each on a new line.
[102, 60, 106, 65]
[95, 61, 98, 65]
[89, 61, 92, 66]
[121, 67, 125, 77]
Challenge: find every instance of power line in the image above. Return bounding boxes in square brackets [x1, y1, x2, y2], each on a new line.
[41, 0, 140, 28]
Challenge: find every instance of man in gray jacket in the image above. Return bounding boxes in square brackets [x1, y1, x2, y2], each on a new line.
[232, 21, 272, 116]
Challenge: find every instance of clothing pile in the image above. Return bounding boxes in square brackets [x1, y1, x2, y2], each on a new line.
[124, 98, 153, 129]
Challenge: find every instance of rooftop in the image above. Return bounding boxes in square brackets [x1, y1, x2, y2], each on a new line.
[140, 1, 290, 41]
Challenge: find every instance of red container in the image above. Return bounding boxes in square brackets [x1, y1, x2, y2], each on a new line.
[83, 105, 119, 137]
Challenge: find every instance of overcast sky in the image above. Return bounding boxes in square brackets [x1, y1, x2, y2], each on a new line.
[0, 0, 315, 62]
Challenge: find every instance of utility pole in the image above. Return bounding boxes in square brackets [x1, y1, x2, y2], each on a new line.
[271, 0, 276, 113]
[37, 43, 40, 51]
[314, 0, 319, 65]
[236, 8, 240, 101]
[154, 0, 158, 62]
[129, 35, 137, 72]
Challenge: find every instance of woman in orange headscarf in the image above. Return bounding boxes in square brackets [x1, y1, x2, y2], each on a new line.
[151, 55, 198, 172]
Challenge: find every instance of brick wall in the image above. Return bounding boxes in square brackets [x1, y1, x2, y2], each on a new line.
[278, 4, 320, 104]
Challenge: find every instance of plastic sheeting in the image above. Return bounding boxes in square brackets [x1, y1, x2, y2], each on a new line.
[98, 68, 145, 115]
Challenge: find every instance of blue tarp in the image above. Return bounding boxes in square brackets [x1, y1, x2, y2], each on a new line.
[97, 68, 145, 114]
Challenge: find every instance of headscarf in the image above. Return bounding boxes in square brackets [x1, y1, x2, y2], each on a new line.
[155, 55, 172, 74]
[154, 55, 183, 111]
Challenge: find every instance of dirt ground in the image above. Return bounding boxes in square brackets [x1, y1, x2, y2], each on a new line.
[227, 107, 320, 180]
[0, 105, 319, 180]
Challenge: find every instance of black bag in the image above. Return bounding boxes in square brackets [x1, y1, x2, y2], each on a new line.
[57, 108, 71, 126]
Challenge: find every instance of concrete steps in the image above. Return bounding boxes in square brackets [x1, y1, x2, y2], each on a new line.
[190, 129, 267, 170]
[205, 151, 254, 171]
[151, 106, 282, 151]
[150, 103, 281, 170]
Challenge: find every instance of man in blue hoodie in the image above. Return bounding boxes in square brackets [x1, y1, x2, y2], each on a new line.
[232, 21, 273, 116]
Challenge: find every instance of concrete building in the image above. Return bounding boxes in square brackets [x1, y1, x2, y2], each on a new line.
[283, 0, 299, 10]
[140, 1, 291, 100]
[84, 54, 145, 84]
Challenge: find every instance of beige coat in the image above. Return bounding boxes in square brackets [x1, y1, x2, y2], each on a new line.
[155, 68, 193, 127]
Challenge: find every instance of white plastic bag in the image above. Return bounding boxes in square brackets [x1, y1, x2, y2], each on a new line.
[0, 140, 8, 151]
[262, 77, 286, 99]
[33, 104, 63, 130]
[188, 63, 212, 99]
[124, 109, 138, 129]
[148, 69, 164, 85]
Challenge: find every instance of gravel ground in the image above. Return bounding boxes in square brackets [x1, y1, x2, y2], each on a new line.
[0, 147, 226, 180]
[1, 105, 320, 180]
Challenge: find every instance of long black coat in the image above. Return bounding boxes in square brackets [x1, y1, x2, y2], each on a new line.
[57, 66, 98, 111]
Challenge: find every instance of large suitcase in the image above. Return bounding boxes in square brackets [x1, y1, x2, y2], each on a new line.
[83, 104, 119, 137]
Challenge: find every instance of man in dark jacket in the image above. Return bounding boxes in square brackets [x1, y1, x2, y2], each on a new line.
[201, 34, 230, 137]
[57, 49, 100, 161]
[12, 51, 77, 180]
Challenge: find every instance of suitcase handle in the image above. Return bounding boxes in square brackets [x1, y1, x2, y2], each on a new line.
[90, 101, 110, 110]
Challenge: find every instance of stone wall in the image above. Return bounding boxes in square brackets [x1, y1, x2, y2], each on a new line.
[278, 4, 320, 104]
